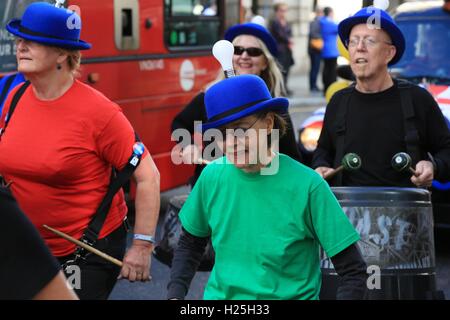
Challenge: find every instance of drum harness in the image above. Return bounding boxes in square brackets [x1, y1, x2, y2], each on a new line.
[0, 73, 20, 108]
[0, 81, 144, 271]
[332, 79, 436, 186]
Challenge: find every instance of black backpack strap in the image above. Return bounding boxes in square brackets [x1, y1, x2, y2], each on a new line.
[333, 84, 355, 186]
[79, 134, 144, 248]
[0, 81, 31, 137]
[0, 74, 17, 107]
[398, 79, 422, 167]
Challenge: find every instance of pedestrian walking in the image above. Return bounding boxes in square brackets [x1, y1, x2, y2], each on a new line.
[308, 7, 323, 93]
[268, 2, 295, 95]
[320, 7, 339, 94]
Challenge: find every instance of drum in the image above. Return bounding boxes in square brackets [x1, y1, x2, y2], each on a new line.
[320, 187, 438, 300]
[153, 194, 215, 272]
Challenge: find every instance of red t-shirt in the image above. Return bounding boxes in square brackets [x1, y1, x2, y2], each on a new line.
[0, 80, 148, 257]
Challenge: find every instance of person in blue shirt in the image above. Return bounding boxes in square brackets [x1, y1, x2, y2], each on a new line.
[308, 7, 323, 93]
[0, 72, 26, 116]
[320, 7, 339, 94]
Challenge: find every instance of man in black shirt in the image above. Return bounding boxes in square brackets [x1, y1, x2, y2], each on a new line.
[312, 7, 450, 187]
[0, 188, 77, 299]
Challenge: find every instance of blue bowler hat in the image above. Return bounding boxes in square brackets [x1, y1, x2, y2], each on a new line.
[338, 7, 405, 65]
[6, 2, 91, 50]
[225, 22, 278, 57]
[202, 75, 288, 131]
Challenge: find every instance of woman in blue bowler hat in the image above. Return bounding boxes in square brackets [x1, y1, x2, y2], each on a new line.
[167, 74, 368, 300]
[171, 22, 302, 187]
[0, 2, 160, 299]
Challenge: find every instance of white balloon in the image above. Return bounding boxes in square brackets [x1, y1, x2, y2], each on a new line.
[373, 0, 390, 10]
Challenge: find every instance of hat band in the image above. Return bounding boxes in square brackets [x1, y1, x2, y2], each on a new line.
[208, 98, 268, 123]
[18, 25, 80, 43]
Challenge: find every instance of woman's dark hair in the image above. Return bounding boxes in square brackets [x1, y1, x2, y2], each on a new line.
[216, 111, 287, 149]
[254, 110, 288, 147]
[271, 112, 288, 137]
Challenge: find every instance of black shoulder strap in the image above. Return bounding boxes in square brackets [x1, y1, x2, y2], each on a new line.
[0, 81, 30, 137]
[333, 80, 422, 184]
[0, 74, 17, 107]
[398, 79, 422, 166]
[333, 84, 355, 186]
[81, 133, 144, 246]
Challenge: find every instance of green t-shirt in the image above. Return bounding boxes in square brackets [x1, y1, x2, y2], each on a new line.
[179, 153, 360, 300]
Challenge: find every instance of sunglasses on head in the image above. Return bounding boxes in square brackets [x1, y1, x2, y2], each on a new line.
[234, 46, 264, 57]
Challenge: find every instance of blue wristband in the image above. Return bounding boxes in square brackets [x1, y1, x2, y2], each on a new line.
[133, 233, 156, 244]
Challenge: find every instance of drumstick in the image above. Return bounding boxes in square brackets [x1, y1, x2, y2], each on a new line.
[391, 152, 417, 176]
[43, 225, 123, 267]
[323, 165, 343, 180]
[323, 153, 362, 180]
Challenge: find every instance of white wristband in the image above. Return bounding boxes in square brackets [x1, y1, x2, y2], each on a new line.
[133, 233, 156, 244]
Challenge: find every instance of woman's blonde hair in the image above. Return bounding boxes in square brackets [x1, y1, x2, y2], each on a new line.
[56, 48, 82, 76]
[66, 50, 81, 73]
[234, 111, 287, 148]
[206, 35, 286, 97]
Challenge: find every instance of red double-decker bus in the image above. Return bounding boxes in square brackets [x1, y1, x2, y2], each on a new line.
[0, 0, 243, 192]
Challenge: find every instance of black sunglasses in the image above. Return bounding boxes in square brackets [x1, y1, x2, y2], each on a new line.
[234, 46, 264, 57]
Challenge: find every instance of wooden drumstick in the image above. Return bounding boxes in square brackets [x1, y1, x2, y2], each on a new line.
[323, 165, 344, 180]
[43, 225, 123, 267]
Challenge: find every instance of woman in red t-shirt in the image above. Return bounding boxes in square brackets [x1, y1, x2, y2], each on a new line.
[0, 3, 160, 300]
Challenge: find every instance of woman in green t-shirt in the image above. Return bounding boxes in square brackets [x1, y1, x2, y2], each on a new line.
[168, 74, 367, 300]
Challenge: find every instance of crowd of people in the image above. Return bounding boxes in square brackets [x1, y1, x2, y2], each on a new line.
[1, 0, 450, 301]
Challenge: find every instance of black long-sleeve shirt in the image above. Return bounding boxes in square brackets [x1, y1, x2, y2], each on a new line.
[0, 188, 60, 299]
[172, 92, 303, 185]
[268, 19, 292, 52]
[312, 80, 450, 186]
[167, 228, 367, 300]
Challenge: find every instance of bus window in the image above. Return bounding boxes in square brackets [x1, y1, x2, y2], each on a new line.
[114, 0, 140, 50]
[0, 0, 52, 73]
[164, 0, 221, 50]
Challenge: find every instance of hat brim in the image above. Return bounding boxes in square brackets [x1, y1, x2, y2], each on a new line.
[201, 97, 289, 132]
[6, 19, 91, 50]
[225, 24, 278, 57]
[338, 15, 405, 65]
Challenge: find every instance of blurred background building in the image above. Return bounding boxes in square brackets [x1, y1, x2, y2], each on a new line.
[241, 0, 417, 74]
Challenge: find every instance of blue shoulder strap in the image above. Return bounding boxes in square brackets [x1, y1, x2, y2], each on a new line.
[0, 81, 31, 137]
[0, 74, 18, 109]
